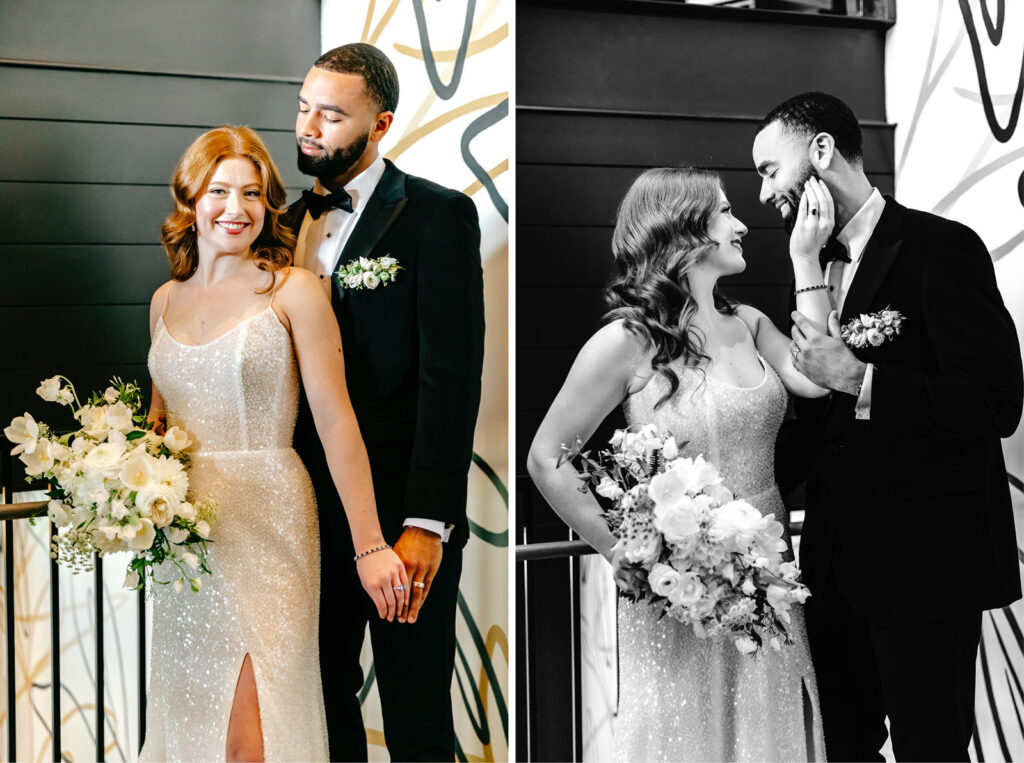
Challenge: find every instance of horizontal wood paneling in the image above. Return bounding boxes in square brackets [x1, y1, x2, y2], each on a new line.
[518, 165, 895, 228]
[1, 306, 151, 368]
[0, 67, 301, 129]
[0, 183, 304, 244]
[0, 246, 169, 305]
[0, 120, 308, 187]
[518, 6, 888, 120]
[517, 111, 896, 173]
[0, 0, 318, 79]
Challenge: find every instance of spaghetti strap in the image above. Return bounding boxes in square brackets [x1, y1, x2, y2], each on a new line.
[160, 282, 173, 320]
[268, 272, 281, 309]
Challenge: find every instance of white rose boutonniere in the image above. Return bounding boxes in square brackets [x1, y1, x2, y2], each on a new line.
[335, 254, 403, 290]
[841, 307, 906, 349]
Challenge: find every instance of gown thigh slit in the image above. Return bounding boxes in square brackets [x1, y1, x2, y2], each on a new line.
[226, 652, 265, 762]
[614, 354, 826, 762]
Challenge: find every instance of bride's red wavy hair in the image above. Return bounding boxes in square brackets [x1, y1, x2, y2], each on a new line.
[161, 126, 295, 290]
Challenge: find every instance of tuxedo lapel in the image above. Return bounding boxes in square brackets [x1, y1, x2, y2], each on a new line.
[839, 197, 905, 324]
[331, 160, 409, 303]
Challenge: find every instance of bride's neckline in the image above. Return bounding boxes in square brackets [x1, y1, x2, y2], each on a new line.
[158, 305, 284, 348]
[704, 353, 769, 391]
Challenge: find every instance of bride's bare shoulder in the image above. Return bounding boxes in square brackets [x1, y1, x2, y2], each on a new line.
[577, 320, 656, 394]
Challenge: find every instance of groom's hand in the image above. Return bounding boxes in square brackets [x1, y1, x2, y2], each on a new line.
[393, 526, 443, 624]
[791, 310, 866, 395]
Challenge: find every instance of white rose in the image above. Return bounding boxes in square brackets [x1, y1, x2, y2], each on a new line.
[734, 635, 758, 655]
[4, 413, 39, 455]
[182, 551, 199, 570]
[77, 405, 110, 440]
[859, 313, 877, 329]
[173, 578, 184, 594]
[47, 500, 71, 527]
[20, 439, 54, 476]
[167, 526, 189, 544]
[36, 377, 61, 402]
[120, 453, 155, 492]
[105, 401, 134, 434]
[866, 328, 885, 347]
[83, 441, 126, 475]
[345, 273, 363, 289]
[379, 256, 397, 268]
[652, 493, 708, 546]
[126, 518, 156, 551]
[648, 562, 683, 600]
[123, 570, 140, 589]
[359, 256, 374, 271]
[195, 520, 211, 539]
[362, 271, 380, 289]
[161, 426, 192, 452]
[175, 501, 197, 522]
[595, 477, 625, 501]
[103, 387, 120, 404]
[668, 571, 706, 607]
[709, 500, 763, 551]
[704, 483, 734, 508]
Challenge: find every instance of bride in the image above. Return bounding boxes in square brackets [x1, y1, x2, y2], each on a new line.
[528, 167, 835, 761]
[141, 125, 406, 761]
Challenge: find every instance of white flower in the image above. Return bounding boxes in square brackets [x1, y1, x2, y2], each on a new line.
[652, 493, 708, 547]
[379, 256, 397, 268]
[704, 483, 734, 508]
[866, 328, 885, 347]
[709, 500, 764, 552]
[668, 571, 706, 607]
[791, 586, 811, 604]
[195, 520, 211, 539]
[779, 561, 800, 582]
[77, 405, 110, 440]
[127, 518, 156, 551]
[651, 455, 721, 502]
[105, 401, 134, 434]
[152, 456, 188, 503]
[182, 551, 199, 570]
[56, 388, 75, 406]
[734, 635, 758, 655]
[173, 578, 184, 594]
[167, 526, 189, 544]
[161, 426, 191, 452]
[123, 570, 140, 589]
[362, 271, 380, 289]
[120, 453, 155, 492]
[4, 413, 39, 455]
[359, 256, 374, 271]
[191, 578, 202, 591]
[766, 583, 793, 614]
[770, 637, 782, 652]
[345, 273, 363, 289]
[37, 377, 61, 402]
[110, 498, 129, 521]
[103, 387, 120, 404]
[595, 477, 625, 501]
[136, 485, 179, 528]
[83, 441, 126, 475]
[175, 501, 197, 522]
[648, 562, 683, 600]
[47, 500, 71, 527]
[662, 436, 679, 461]
[20, 439, 54, 476]
[741, 577, 757, 596]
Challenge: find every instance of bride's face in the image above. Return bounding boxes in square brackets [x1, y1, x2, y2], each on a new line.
[702, 188, 748, 276]
[194, 157, 266, 258]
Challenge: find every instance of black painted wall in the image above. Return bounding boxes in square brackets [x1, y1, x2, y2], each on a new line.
[0, 0, 320, 463]
[516, 3, 895, 760]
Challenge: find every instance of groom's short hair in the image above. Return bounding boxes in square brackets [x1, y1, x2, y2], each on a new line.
[758, 91, 863, 165]
[314, 43, 399, 114]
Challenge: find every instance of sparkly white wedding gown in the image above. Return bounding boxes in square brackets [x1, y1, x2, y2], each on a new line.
[615, 348, 826, 762]
[141, 299, 328, 761]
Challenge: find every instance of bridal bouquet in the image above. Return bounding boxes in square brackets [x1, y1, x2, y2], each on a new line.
[4, 375, 216, 593]
[559, 424, 810, 656]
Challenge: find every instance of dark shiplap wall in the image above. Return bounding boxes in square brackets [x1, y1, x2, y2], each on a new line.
[516, 4, 895, 759]
[0, 0, 319, 456]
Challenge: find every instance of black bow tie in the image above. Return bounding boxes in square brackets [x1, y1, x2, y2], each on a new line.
[302, 188, 354, 220]
[819, 238, 852, 267]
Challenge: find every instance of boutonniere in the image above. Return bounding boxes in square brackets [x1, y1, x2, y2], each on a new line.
[335, 255, 402, 290]
[841, 307, 906, 349]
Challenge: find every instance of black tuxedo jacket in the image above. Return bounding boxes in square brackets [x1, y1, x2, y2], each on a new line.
[286, 160, 484, 551]
[785, 197, 1023, 623]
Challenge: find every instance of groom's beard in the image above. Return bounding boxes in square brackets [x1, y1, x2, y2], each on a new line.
[780, 164, 816, 236]
[296, 131, 370, 180]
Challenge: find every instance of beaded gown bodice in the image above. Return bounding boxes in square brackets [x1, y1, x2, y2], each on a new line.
[141, 299, 328, 762]
[614, 351, 825, 762]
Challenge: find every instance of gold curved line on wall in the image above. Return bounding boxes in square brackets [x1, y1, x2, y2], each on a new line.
[360, 0, 376, 43]
[368, 0, 402, 47]
[386, 93, 508, 162]
[393, 24, 508, 62]
[463, 159, 508, 197]
[395, 0, 503, 147]
[366, 727, 388, 748]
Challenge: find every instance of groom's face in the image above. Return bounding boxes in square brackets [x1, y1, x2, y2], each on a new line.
[296, 67, 378, 180]
[752, 121, 815, 235]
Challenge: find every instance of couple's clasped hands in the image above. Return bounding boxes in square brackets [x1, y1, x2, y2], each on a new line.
[356, 526, 443, 624]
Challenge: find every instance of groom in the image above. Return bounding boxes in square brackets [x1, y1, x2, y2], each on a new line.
[286, 44, 484, 761]
[755, 91, 1023, 761]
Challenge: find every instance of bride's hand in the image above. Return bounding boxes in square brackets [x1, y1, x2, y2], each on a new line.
[356, 548, 410, 622]
[610, 543, 647, 597]
[790, 177, 835, 264]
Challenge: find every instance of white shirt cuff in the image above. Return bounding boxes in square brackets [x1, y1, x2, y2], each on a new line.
[854, 363, 874, 420]
[403, 517, 453, 543]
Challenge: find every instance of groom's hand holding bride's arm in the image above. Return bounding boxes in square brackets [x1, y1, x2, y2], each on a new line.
[790, 310, 867, 396]
[281, 268, 409, 622]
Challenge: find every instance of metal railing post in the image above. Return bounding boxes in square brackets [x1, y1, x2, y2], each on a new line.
[50, 520, 61, 762]
[95, 553, 104, 761]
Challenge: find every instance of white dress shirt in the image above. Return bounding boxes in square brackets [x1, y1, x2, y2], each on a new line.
[826, 187, 886, 420]
[295, 155, 451, 542]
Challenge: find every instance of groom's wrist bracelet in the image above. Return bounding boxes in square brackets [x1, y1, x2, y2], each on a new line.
[794, 284, 828, 296]
[354, 543, 391, 561]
